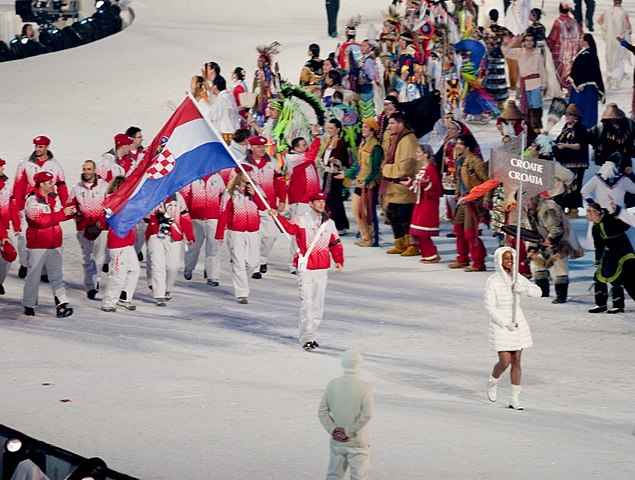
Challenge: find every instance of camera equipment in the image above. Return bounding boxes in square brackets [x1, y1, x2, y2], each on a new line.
[15, 1, 79, 26]
[156, 212, 174, 239]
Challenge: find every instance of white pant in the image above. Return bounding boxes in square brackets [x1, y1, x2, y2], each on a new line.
[326, 444, 370, 480]
[0, 230, 17, 284]
[298, 268, 328, 344]
[17, 210, 27, 268]
[23, 247, 68, 308]
[184, 218, 221, 280]
[147, 235, 181, 299]
[76, 231, 107, 292]
[257, 212, 278, 270]
[102, 246, 140, 308]
[287, 203, 311, 267]
[227, 230, 259, 298]
[135, 219, 147, 256]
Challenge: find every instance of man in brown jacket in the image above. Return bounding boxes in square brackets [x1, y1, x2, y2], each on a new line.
[450, 134, 489, 271]
[381, 112, 420, 255]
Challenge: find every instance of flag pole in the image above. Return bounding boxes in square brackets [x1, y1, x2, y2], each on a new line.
[512, 126, 527, 325]
[187, 94, 291, 240]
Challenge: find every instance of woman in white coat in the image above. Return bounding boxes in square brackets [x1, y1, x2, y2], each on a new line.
[485, 246, 541, 410]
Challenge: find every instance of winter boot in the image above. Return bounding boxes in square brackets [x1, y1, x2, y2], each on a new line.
[589, 282, 609, 313]
[400, 235, 421, 257]
[608, 285, 625, 314]
[534, 277, 550, 298]
[386, 236, 407, 254]
[509, 384, 524, 410]
[487, 376, 499, 402]
[552, 276, 568, 304]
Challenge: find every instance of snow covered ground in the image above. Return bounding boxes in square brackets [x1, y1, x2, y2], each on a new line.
[0, 1, 634, 478]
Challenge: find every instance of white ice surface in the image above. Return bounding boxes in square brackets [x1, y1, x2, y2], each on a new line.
[0, 1, 634, 479]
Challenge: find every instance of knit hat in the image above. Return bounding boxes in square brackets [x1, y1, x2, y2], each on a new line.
[310, 192, 327, 202]
[499, 100, 523, 121]
[362, 118, 380, 133]
[601, 103, 625, 120]
[341, 349, 363, 373]
[33, 171, 54, 185]
[248, 136, 267, 146]
[33, 135, 51, 146]
[0, 241, 17, 263]
[0, 158, 5, 166]
[565, 103, 581, 118]
[114, 133, 133, 147]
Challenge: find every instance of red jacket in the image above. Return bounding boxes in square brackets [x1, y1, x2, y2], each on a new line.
[180, 173, 226, 220]
[244, 153, 287, 209]
[287, 138, 323, 205]
[24, 190, 72, 249]
[215, 188, 266, 240]
[275, 211, 344, 270]
[107, 226, 136, 249]
[0, 175, 20, 232]
[145, 194, 194, 242]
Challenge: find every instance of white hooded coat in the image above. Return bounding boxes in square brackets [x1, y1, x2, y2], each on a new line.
[484, 247, 541, 352]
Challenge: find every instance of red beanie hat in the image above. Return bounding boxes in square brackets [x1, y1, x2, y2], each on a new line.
[114, 133, 134, 147]
[0, 241, 17, 263]
[310, 192, 327, 201]
[33, 135, 51, 146]
[248, 136, 267, 146]
[34, 171, 54, 185]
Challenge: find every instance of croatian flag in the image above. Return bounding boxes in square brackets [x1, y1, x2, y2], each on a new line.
[104, 95, 238, 237]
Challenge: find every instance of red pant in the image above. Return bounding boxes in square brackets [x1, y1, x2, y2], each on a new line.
[412, 232, 438, 259]
[454, 224, 486, 269]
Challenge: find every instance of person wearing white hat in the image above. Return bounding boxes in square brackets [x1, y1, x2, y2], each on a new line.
[318, 350, 374, 480]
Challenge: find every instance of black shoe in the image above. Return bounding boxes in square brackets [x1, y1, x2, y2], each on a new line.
[446, 232, 457, 238]
[251, 272, 262, 279]
[302, 342, 315, 351]
[24, 306, 35, 316]
[18, 266, 27, 279]
[207, 280, 219, 287]
[260, 264, 267, 274]
[607, 307, 624, 314]
[311, 341, 319, 349]
[40, 274, 49, 283]
[184, 270, 192, 281]
[87, 289, 98, 300]
[102, 263, 109, 273]
[551, 298, 567, 304]
[137, 251, 143, 262]
[0, 284, 4, 295]
[56, 303, 73, 318]
[588, 305, 607, 314]
[237, 297, 249, 304]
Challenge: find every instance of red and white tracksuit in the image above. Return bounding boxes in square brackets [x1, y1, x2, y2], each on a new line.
[96, 151, 137, 183]
[13, 152, 68, 268]
[181, 173, 226, 282]
[275, 211, 344, 344]
[146, 194, 194, 300]
[22, 190, 73, 309]
[244, 153, 287, 269]
[0, 175, 20, 284]
[216, 187, 266, 298]
[102, 226, 140, 309]
[285, 138, 323, 266]
[69, 177, 109, 292]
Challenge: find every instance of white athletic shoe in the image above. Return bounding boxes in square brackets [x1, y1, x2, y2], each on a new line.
[487, 376, 499, 402]
[117, 300, 137, 311]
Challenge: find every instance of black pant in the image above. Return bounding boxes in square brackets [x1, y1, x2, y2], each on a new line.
[574, 0, 595, 29]
[385, 203, 414, 239]
[325, 0, 339, 36]
[324, 174, 349, 231]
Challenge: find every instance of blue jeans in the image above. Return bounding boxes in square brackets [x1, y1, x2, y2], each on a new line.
[526, 87, 542, 109]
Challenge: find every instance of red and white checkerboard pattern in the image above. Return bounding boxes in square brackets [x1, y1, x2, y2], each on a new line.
[147, 149, 175, 180]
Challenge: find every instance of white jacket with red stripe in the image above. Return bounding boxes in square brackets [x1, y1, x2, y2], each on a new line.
[244, 153, 287, 209]
[97, 151, 137, 183]
[69, 177, 109, 231]
[181, 173, 226, 221]
[24, 190, 71, 249]
[13, 152, 68, 210]
[276, 210, 344, 270]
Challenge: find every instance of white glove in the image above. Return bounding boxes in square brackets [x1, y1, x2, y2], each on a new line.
[505, 322, 518, 332]
[512, 282, 527, 294]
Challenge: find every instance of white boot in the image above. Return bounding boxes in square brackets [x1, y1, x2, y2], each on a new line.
[487, 376, 499, 402]
[509, 384, 524, 410]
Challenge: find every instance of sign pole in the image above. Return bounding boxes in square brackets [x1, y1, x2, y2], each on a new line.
[512, 126, 527, 325]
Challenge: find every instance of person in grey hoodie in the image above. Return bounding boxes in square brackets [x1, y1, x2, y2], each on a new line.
[318, 350, 374, 479]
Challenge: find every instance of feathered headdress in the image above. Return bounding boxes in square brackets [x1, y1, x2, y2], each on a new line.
[256, 41, 281, 66]
[383, 5, 404, 25]
[345, 14, 362, 35]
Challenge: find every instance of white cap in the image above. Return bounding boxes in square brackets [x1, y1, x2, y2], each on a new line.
[342, 349, 364, 372]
